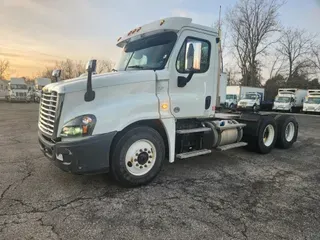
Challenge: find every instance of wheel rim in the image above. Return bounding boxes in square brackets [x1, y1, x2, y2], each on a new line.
[263, 124, 275, 147]
[125, 139, 156, 176]
[285, 122, 295, 142]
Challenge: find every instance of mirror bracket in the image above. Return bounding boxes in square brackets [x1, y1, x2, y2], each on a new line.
[177, 72, 194, 88]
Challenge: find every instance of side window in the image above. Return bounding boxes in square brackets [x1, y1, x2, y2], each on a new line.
[176, 37, 210, 73]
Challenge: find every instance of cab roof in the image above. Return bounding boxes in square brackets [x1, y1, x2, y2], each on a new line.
[116, 17, 217, 48]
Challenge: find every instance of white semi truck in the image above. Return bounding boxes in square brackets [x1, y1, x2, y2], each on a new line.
[303, 89, 320, 113]
[5, 78, 30, 102]
[273, 88, 307, 112]
[38, 17, 299, 186]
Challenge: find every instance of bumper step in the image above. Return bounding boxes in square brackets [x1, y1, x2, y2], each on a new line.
[176, 127, 212, 134]
[217, 142, 248, 151]
[176, 149, 212, 159]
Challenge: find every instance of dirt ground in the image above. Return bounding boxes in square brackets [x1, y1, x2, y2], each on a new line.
[0, 102, 319, 240]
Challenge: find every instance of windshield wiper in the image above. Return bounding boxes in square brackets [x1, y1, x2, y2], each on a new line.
[127, 65, 145, 69]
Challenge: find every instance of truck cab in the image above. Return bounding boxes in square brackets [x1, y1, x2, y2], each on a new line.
[5, 78, 30, 102]
[38, 17, 299, 186]
[237, 92, 263, 112]
[303, 89, 320, 113]
[273, 88, 307, 112]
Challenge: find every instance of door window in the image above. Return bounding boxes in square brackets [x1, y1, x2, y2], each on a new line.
[176, 38, 210, 73]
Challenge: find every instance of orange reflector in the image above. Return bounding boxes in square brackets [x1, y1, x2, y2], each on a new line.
[160, 20, 165, 26]
[82, 125, 88, 134]
[161, 103, 168, 110]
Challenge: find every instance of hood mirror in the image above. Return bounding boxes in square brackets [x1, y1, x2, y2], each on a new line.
[84, 59, 97, 102]
[52, 69, 62, 82]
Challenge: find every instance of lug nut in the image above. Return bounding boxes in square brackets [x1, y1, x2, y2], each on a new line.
[136, 153, 139, 156]
[148, 151, 151, 153]
[144, 148, 147, 151]
[149, 155, 152, 158]
[148, 161, 151, 164]
[136, 163, 139, 167]
[134, 158, 137, 162]
[140, 149, 143, 152]
[144, 165, 147, 168]
[140, 166, 143, 169]
[127, 162, 132, 167]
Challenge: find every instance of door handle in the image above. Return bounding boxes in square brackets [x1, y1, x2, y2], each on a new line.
[205, 96, 211, 110]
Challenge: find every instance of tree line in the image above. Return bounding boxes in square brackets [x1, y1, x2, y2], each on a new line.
[224, 0, 320, 100]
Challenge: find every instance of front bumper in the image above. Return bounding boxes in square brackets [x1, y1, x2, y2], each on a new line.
[38, 131, 117, 174]
[273, 106, 291, 111]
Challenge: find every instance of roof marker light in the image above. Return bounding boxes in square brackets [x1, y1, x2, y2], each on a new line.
[160, 20, 165, 26]
[117, 37, 122, 42]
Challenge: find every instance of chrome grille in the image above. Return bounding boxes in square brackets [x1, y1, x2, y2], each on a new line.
[39, 91, 58, 136]
[16, 92, 26, 97]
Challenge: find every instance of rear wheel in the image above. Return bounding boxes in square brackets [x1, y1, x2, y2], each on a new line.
[110, 126, 165, 187]
[275, 115, 298, 149]
[246, 116, 277, 154]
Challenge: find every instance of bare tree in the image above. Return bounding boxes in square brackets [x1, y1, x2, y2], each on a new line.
[276, 27, 316, 80]
[226, 0, 283, 86]
[268, 52, 286, 79]
[97, 60, 114, 74]
[74, 61, 86, 77]
[0, 59, 10, 79]
[310, 45, 320, 72]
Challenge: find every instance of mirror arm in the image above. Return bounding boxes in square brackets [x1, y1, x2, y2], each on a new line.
[84, 69, 95, 102]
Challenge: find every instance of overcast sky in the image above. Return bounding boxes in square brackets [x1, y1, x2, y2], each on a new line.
[0, 0, 319, 78]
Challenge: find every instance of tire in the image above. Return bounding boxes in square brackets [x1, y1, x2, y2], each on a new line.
[275, 115, 298, 149]
[246, 116, 277, 154]
[110, 126, 165, 187]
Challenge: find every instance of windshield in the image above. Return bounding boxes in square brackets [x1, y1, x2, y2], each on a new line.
[226, 94, 236, 99]
[10, 84, 27, 90]
[275, 96, 291, 103]
[306, 97, 320, 104]
[244, 93, 257, 100]
[116, 31, 177, 71]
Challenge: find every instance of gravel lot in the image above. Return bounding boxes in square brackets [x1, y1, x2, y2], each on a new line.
[0, 102, 319, 240]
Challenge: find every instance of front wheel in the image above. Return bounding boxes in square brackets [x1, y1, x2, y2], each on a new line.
[110, 126, 165, 187]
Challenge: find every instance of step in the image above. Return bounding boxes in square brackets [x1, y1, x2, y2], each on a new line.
[216, 142, 248, 151]
[216, 123, 246, 131]
[176, 127, 212, 134]
[176, 149, 212, 159]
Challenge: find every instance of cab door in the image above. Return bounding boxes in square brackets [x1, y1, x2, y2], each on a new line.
[168, 29, 217, 118]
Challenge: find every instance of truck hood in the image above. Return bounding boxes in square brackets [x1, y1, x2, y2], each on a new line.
[45, 70, 156, 94]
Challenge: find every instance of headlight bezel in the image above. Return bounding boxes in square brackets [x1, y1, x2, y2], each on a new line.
[60, 114, 97, 138]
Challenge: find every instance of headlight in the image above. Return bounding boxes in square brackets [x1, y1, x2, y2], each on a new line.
[60, 114, 96, 138]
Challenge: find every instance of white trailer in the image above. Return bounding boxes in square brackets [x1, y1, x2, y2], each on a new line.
[273, 88, 307, 112]
[38, 17, 299, 186]
[303, 89, 320, 113]
[5, 78, 30, 102]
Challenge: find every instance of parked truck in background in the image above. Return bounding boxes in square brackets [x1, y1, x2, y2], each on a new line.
[34, 78, 52, 102]
[5, 78, 30, 102]
[38, 17, 299, 187]
[303, 89, 320, 113]
[273, 88, 307, 113]
[227, 86, 265, 112]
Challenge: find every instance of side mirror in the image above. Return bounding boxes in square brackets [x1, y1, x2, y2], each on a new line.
[86, 60, 97, 73]
[52, 69, 61, 78]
